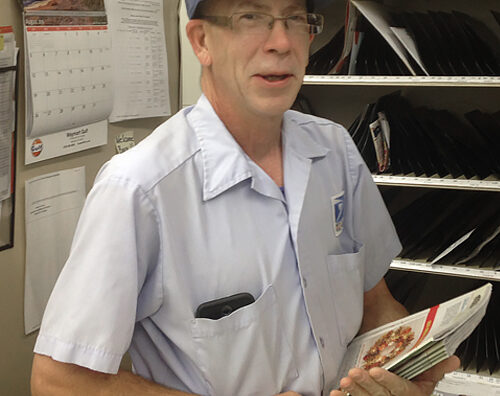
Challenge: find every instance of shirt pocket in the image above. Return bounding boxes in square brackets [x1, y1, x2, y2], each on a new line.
[190, 285, 298, 396]
[326, 243, 365, 347]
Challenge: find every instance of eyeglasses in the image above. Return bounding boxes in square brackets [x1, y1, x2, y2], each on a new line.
[201, 12, 324, 36]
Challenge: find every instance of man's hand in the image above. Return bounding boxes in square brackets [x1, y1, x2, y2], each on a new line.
[329, 355, 460, 396]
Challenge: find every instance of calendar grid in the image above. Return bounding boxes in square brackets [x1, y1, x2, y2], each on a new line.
[26, 25, 113, 138]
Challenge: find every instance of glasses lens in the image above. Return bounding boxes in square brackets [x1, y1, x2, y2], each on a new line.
[233, 13, 271, 31]
[286, 14, 309, 33]
[231, 12, 324, 36]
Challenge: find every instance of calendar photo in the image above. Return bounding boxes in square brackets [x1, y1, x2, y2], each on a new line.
[24, 0, 105, 12]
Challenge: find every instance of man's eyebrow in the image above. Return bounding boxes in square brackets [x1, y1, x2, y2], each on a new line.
[233, 0, 270, 11]
[283, 4, 307, 13]
[233, 1, 307, 13]
[284, 0, 309, 12]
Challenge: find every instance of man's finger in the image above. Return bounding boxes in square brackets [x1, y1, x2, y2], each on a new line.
[339, 379, 371, 396]
[329, 375, 372, 396]
[344, 368, 391, 396]
[368, 367, 413, 395]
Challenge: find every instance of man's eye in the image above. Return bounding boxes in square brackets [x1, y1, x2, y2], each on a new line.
[239, 13, 259, 21]
[288, 14, 307, 23]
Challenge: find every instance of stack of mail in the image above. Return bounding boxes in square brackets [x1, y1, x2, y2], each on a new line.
[337, 284, 492, 384]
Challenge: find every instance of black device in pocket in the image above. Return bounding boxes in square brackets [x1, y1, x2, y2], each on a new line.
[195, 292, 255, 320]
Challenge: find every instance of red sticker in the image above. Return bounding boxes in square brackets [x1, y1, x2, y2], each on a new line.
[31, 139, 43, 157]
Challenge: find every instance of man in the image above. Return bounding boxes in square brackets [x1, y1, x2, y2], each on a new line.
[31, 0, 459, 395]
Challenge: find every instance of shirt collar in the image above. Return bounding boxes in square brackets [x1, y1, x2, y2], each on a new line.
[281, 113, 330, 160]
[187, 95, 330, 201]
[187, 95, 253, 201]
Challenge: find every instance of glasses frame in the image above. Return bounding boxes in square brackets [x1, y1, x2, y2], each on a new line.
[200, 12, 324, 35]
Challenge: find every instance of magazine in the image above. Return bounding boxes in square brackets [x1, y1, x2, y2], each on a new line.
[337, 283, 492, 383]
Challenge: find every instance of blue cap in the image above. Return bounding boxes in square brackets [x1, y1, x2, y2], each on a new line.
[185, 0, 204, 19]
[186, 0, 331, 19]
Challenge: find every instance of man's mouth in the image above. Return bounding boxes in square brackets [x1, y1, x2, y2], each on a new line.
[259, 74, 293, 82]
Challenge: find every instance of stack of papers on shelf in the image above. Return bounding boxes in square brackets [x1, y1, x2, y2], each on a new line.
[307, 0, 500, 76]
[455, 286, 500, 375]
[348, 91, 500, 180]
[337, 283, 492, 384]
[349, 0, 428, 76]
[384, 189, 500, 269]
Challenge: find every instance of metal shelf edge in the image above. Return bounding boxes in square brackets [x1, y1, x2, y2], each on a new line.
[372, 175, 500, 192]
[303, 75, 500, 87]
[390, 259, 500, 281]
[434, 370, 500, 395]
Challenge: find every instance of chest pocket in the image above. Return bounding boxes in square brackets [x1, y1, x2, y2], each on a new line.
[326, 244, 365, 346]
[190, 285, 298, 396]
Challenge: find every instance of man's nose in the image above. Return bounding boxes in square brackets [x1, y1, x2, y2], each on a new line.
[263, 19, 292, 54]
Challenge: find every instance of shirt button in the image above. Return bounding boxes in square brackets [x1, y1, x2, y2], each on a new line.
[319, 337, 325, 348]
[302, 277, 308, 288]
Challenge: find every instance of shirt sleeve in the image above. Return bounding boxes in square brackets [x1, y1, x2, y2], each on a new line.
[343, 130, 402, 292]
[34, 175, 162, 374]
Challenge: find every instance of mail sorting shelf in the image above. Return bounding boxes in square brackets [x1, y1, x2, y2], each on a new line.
[298, 82, 500, 283]
[296, 78, 500, 380]
[303, 0, 500, 387]
[374, 175, 500, 281]
[298, 83, 500, 185]
[386, 188, 500, 282]
[301, 51, 500, 390]
[301, 84, 500, 281]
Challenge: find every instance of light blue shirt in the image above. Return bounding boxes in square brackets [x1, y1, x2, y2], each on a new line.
[35, 95, 402, 396]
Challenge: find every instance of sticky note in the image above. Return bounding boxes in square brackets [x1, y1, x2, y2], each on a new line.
[115, 131, 135, 153]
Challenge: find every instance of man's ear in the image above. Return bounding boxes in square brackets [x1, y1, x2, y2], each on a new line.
[186, 20, 212, 67]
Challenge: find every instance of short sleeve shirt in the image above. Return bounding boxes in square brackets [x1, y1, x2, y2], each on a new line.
[34, 95, 402, 396]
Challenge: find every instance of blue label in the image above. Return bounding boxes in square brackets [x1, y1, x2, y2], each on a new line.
[331, 191, 345, 237]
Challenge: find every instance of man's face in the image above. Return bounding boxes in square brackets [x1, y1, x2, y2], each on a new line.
[202, 0, 313, 120]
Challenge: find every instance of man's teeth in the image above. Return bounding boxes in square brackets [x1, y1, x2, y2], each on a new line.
[264, 75, 288, 81]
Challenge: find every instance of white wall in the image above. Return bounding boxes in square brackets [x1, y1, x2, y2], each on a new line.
[179, 1, 202, 107]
